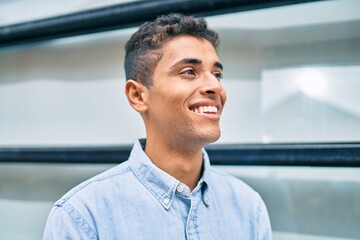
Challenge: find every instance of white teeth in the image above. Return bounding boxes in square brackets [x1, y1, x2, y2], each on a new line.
[191, 106, 218, 114]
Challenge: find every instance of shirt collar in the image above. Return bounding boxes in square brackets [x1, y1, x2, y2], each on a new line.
[129, 139, 212, 210]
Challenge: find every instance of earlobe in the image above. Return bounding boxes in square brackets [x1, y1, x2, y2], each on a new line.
[125, 80, 148, 113]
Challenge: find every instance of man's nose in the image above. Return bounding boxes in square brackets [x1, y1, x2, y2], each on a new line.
[200, 73, 223, 95]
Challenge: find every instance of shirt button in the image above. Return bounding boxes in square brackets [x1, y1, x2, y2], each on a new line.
[189, 220, 194, 228]
[163, 197, 170, 205]
[204, 196, 209, 203]
[177, 185, 184, 192]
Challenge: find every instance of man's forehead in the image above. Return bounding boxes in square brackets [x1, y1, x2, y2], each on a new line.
[162, 36, 209, 51]
[161, 36, 221, 67]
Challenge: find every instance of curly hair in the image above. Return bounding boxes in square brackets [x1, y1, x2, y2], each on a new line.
[124, 13, 219, 87]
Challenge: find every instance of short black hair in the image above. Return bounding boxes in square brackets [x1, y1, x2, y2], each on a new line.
[124, 13, 219, 87]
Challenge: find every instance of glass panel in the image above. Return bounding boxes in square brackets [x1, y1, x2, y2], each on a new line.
[1, 163, 359, 239]
[0, 0, 140, 26]
[220, 166, 360, 240]
[0, 163, 113, 239]
[1, 0, 359, 146]
[206, 0, 360, 143]
[0, 28, 140, 147]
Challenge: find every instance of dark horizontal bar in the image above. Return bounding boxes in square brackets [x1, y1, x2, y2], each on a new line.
[206, 143, 360, 167]
[0, 0, 322, 48]
[1, 143, 359, 167]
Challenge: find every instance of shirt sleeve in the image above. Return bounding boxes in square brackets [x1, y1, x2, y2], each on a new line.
[256, 196, 273, 240]
[43, 203, 97, 240]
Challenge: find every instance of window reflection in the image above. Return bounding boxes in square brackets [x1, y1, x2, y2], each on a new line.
[261, 66, 360, 143]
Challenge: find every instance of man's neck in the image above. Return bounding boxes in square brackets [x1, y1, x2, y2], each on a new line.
[144, 137, 204, 191]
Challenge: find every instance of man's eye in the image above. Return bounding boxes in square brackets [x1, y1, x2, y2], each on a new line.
[182, 69, 195, 75]
[213, 72, 223, 80]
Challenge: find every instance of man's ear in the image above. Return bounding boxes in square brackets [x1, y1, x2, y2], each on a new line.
[125, 80, 149, 113]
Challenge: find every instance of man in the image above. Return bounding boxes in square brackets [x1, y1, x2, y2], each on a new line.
[43, 13, 272, 239]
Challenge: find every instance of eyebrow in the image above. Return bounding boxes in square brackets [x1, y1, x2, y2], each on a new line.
[214, 61, 223, 71]
[170, 58, 223, 70]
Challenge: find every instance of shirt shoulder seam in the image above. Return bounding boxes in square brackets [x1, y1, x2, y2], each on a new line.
[58, 164, 132, 204]
[56, 201, 98, 240]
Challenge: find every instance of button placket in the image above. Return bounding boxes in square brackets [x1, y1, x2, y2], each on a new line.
[186, 194, 201, 239]
[188, 219, 194, 228]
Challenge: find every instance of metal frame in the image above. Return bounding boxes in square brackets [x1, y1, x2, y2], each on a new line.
[0, 0, 323, 48]
[1, 143, 359, 166]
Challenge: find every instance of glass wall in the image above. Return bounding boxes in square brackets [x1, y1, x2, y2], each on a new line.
[0, 0, 359, 239]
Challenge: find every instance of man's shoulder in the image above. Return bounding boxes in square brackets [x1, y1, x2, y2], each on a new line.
[55, 160, 132, 206]
[44, 161, 136, 239]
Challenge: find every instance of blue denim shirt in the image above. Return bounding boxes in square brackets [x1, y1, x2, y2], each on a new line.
[44, 139, 272, 239]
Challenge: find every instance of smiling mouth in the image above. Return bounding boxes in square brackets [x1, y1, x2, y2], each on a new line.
[190, 106, 218, 114]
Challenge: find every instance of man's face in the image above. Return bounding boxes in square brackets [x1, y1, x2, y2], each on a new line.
[144, 35, 227, 148]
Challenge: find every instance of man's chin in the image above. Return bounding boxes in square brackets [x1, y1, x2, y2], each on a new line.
[180, 125, 221, 147]
[200, 129, 221, 145]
